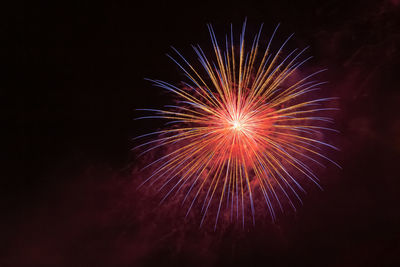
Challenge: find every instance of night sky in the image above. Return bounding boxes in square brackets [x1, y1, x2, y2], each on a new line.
[7, 0, 400, 265]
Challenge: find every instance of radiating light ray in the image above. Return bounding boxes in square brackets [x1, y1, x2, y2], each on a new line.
[135, 21, 340, 228]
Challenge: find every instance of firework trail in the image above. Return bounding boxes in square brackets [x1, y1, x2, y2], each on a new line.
[135, 21, 340, 229]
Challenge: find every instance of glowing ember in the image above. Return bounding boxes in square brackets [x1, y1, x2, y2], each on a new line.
[232, 120, 243, 131]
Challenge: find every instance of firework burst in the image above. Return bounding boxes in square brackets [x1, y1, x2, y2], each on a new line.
[135, 21, 340, 229]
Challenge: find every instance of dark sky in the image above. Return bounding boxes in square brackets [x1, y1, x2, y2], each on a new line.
[6, 0, 400, 266]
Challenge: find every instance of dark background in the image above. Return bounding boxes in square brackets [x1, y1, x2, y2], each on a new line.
[6, 0, 400, 265]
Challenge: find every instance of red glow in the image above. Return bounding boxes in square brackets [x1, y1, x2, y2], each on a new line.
[207, 96, 276, 167]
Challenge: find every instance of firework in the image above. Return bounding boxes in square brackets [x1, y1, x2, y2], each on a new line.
[135, 21, 340, 229]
